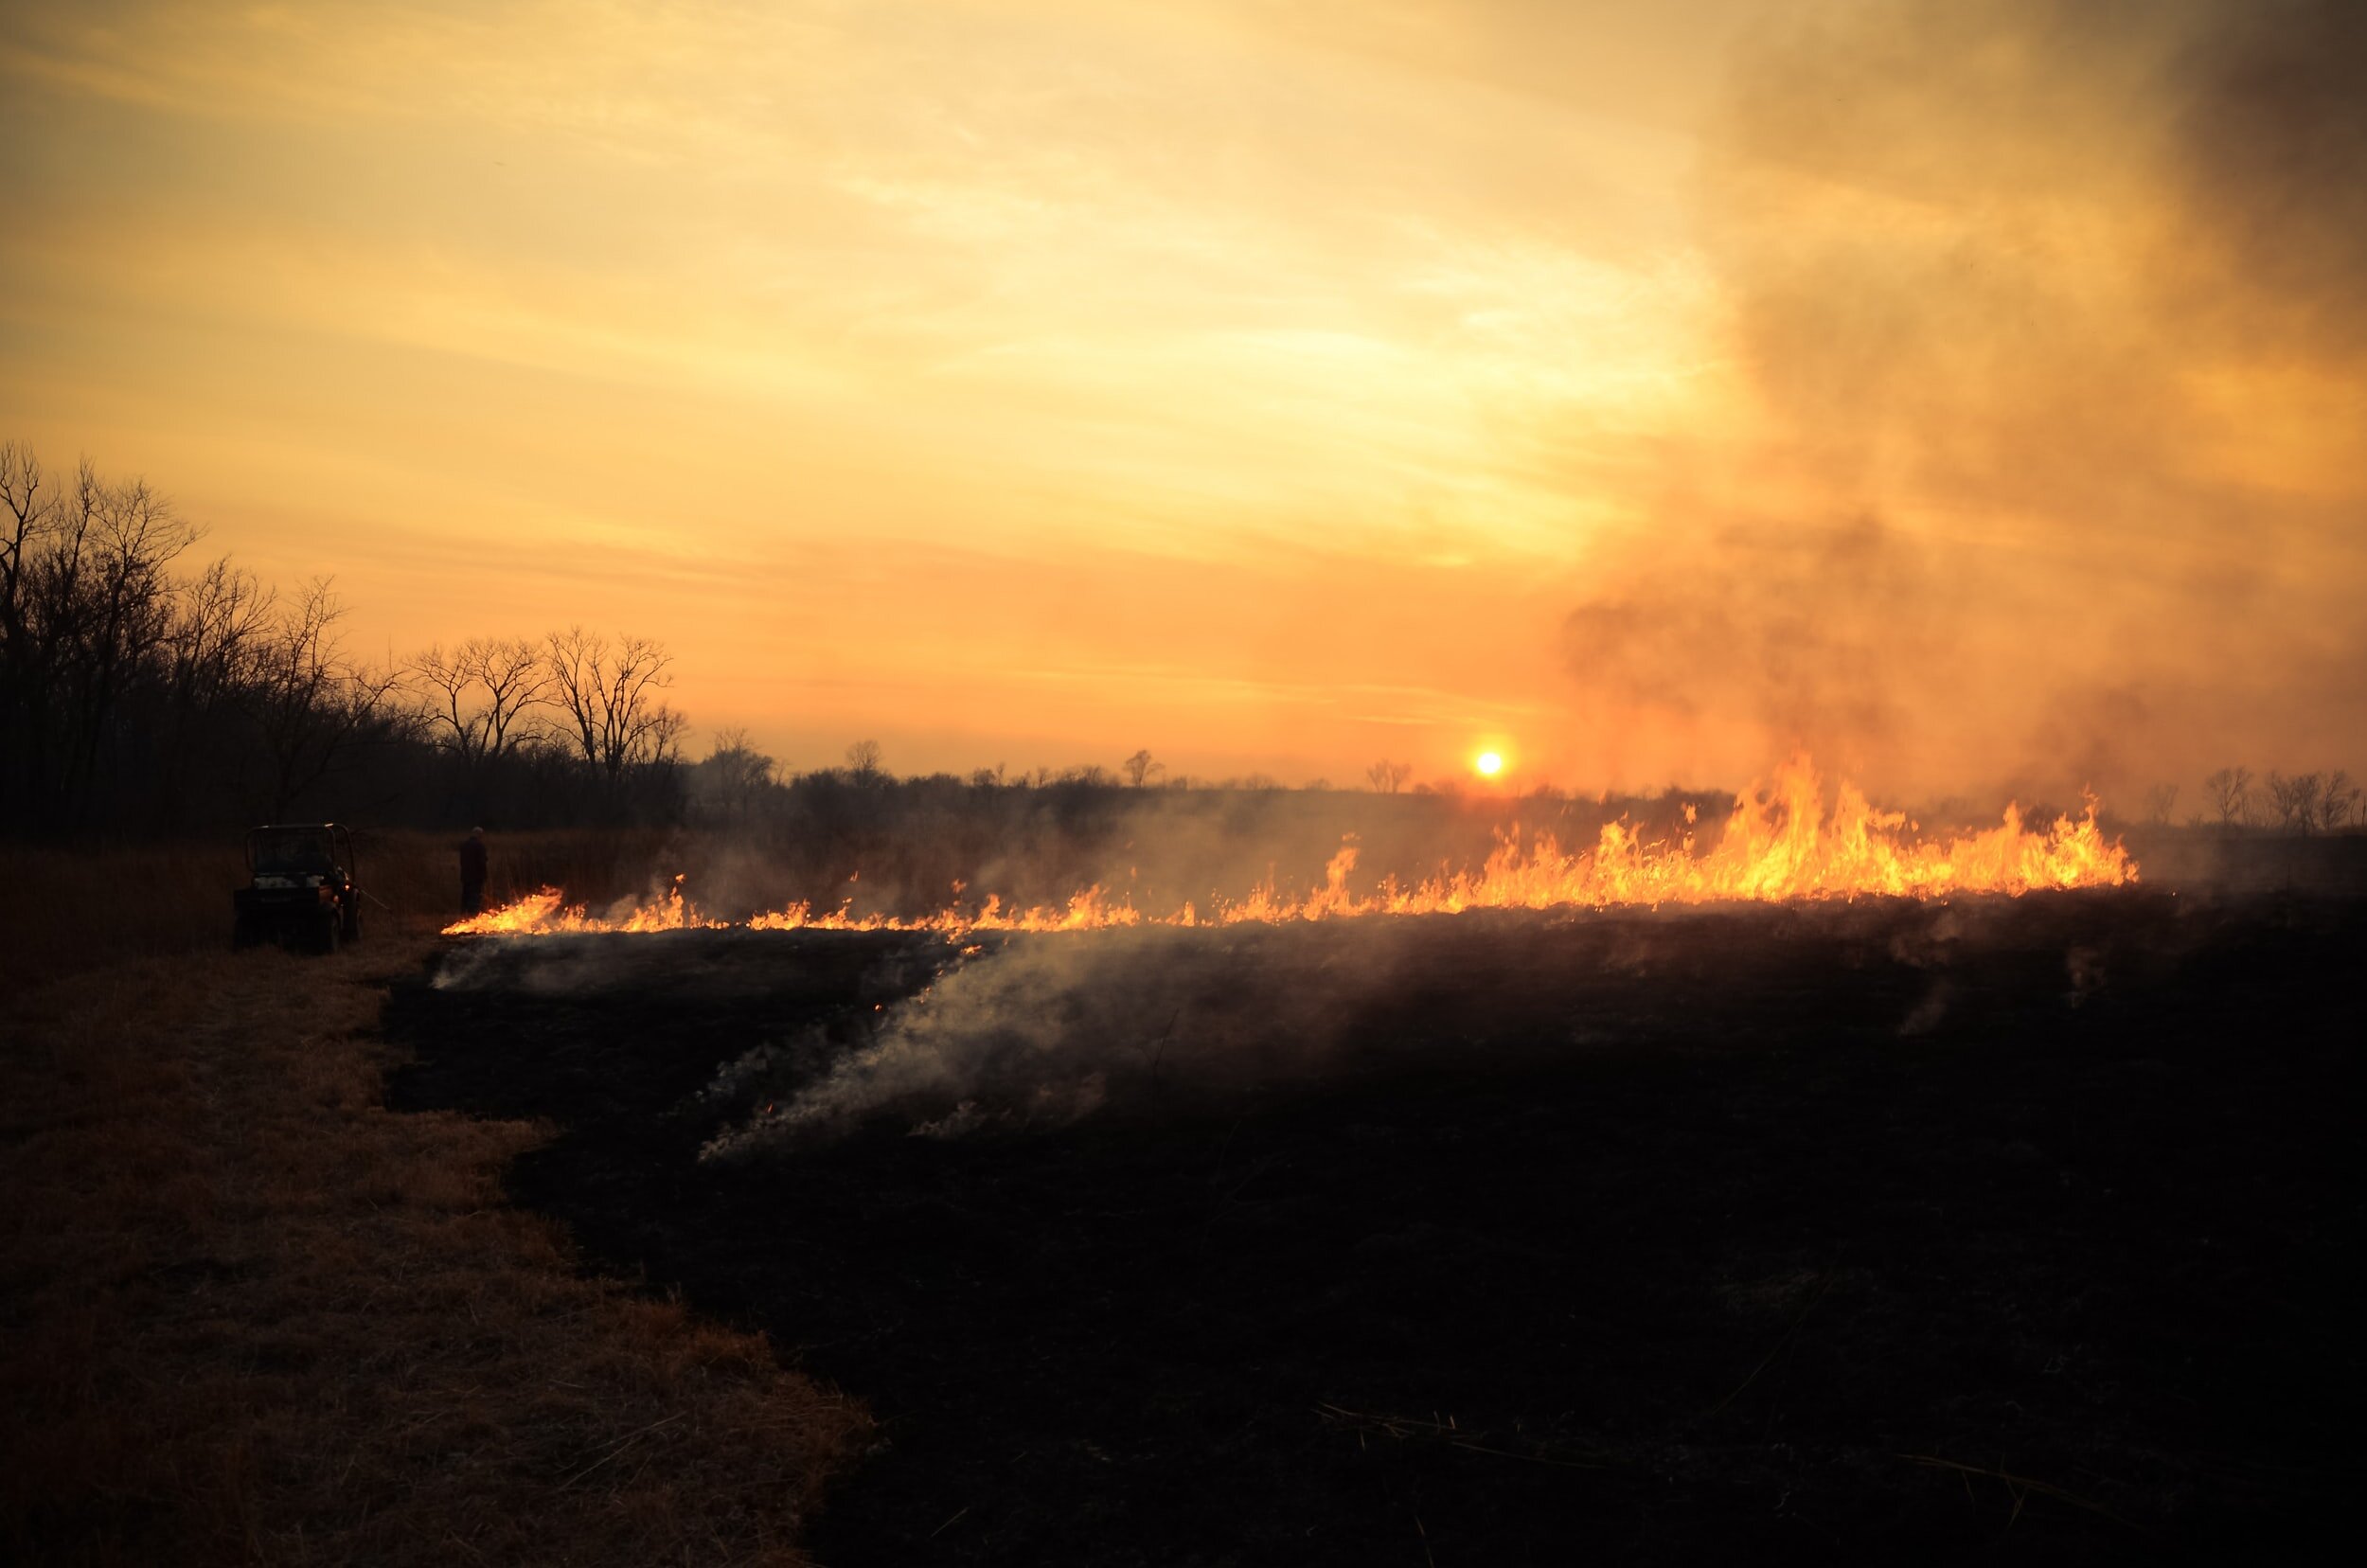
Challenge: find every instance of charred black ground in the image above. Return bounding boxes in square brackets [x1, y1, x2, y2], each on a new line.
[388, 882, 2362, 1564]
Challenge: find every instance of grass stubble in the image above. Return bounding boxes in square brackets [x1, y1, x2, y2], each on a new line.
[0, 840, 871, 1566]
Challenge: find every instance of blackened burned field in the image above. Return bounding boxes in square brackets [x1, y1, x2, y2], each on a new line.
[387, 893, 2361, 1564]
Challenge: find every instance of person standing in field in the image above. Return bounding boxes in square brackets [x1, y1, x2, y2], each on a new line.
[458, 827, 489, 916]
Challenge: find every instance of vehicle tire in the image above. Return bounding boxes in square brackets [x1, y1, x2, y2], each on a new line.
[342, 899, 362, 944]
[317, 913, 340, 955]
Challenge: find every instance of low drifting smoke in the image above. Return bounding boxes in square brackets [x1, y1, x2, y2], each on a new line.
[692, 887, 2182, 1158]
[699, 920, 1450, 1157]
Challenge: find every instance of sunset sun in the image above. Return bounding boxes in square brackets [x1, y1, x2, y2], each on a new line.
[1475, 751, 1504, 777]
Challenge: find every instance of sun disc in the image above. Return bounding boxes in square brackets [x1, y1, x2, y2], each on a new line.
[1475, 751, 1504, 776]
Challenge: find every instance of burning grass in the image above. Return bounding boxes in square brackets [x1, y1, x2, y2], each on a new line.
[0, 852, 868, 1566]
[449, 757, 2136, 937]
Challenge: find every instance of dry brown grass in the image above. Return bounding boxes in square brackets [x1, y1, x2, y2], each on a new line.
[0, 843, 871, 1566]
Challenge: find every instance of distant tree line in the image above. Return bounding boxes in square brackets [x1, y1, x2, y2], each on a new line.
[0, 443, 1466, 844]
[0, 443, 686, 840]
[15, 444, 2354, 846]
[2197, 767, 2362, 834]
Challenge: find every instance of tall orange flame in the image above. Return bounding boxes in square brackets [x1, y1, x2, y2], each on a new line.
[444, 757, 2135, 937]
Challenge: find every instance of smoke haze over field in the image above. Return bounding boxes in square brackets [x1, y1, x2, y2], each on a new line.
[1564, 0, 2367, 800]
[0, 1, 2357, 795]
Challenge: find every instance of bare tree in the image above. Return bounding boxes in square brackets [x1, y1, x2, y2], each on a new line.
[413, 643, 489, 762]
[1365, 758, 1413, 794]
[0, 445, 202, 824]
[2320, 769, 2358, 833]
[546, 628, 686, 784]
[2202, 766, 2252, 829]
[968, 761, 1007, 788]
[2265, 771, 2324, 835]
[0, 441, 50, 659]
[167, 561, 272, 708]
[244, 579, 411, 818]
[148, 559, 275, 825]
[1121, 747, 1164, 788]
[692, 727, 776, 823]
[413, 635, 550, 770]
[845, 739, 883, 783]
[2143, 782, 2179, 825]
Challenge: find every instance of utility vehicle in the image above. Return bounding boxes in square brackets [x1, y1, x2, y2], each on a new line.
[232, 823, 362, 953]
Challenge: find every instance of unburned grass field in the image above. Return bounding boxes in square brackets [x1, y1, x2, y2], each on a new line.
[389, 879, 2363, 1565]
[0, 838, 866, 1566]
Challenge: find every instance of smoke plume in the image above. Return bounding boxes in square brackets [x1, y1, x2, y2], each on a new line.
[1563, 0, 2367, 803]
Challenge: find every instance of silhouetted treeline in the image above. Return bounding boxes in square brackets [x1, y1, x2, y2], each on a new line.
[2194, 766, 2363, 833]
[0, 441, 1719, 852]
[0, 443, 685, 841]
[13, 443, 2355, 854]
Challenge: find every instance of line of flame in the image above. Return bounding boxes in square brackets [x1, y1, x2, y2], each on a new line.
[442, 757, 2137, 938]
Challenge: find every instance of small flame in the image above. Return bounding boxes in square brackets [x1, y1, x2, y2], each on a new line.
[442, 757, 2137, 938]
[446, 872, 728, 935]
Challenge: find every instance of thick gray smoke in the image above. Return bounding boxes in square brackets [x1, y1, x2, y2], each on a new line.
[1563, 0, 2367, 803]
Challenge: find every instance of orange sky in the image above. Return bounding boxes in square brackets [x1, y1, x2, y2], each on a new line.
[4, 1, 2359, 798]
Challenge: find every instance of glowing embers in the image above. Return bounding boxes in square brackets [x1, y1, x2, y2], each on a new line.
[442, 756, 2137, 938]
